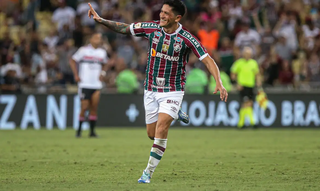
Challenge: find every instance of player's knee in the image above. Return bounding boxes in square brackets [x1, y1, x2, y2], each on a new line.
[80, 107, 88, 113]
[147, 131, 155, 140]
[89, 106, 98, 112]
[156, 124, 169, 135]
[90, 109, 97, 115]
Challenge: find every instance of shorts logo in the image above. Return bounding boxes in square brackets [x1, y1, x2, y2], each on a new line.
[171, 106, 178, 113]
[167, 99, 179, 106]
[174, 44, 182, 52]
[162, 44, 169, 52]
[156, 77, 165, 87]
[134, 23, 141, 28]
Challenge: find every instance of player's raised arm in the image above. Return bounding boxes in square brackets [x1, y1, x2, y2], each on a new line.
[202, 56, 228, 102]
[88, 3, 130, 35]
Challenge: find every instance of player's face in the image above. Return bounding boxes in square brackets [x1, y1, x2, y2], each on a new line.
[90, 33, 102, 47]
[159, 4, 181, 28]
[243, 48, 253, 59]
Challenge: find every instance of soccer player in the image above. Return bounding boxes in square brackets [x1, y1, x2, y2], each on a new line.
[69, 33, 109, 138]
[88, 0, 228, 183]
[231, 47, 261, 129]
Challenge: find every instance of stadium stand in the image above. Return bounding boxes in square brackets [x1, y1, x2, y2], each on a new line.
[1, 0, 320, 94]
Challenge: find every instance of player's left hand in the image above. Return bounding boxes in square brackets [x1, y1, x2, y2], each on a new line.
[214, 83, 228, 102]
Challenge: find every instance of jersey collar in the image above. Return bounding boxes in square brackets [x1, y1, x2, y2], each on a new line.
[162, 23, 182, 36]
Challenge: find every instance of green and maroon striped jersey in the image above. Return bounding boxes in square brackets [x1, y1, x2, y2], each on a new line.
[130, 21, 208, 92]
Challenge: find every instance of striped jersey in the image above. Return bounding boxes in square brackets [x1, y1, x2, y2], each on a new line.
[72, 44, 108, 89]
[130, 21, 208, 92]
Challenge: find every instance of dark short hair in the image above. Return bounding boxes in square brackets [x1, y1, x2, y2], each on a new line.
[163, 0, 186, 17]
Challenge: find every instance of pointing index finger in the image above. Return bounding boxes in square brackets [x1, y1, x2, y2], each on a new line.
[88, 3, 95, 12]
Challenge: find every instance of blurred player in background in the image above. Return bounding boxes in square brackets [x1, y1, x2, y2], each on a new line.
[70, 32, 108, 138]
[231, 46, 261, 129]
[88, 0, 228, 183]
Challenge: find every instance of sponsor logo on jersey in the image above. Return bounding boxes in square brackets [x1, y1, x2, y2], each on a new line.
[156, 77, 165, 87]
[174, 37, 183, 43]
[151, 48, 156, 57]
[174, 43, 182, 52]
[134, 23, 141, 29]
[155, 31, 162, 37]
[182, 31, 200, 48]
[151, 85, 171, 89]
[162, 44, 169, 52]
[142, 23, 160, 28]
[83, 56, 104, 62]
[151, 48, 179, 61]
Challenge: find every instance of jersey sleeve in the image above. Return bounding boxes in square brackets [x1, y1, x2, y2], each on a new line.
[102, 50, 108, 64]
[253, 60, 259, 75]
[183, 32, 208, 61]
[72, 47, 84, 62]
[129, 21, 160, 38]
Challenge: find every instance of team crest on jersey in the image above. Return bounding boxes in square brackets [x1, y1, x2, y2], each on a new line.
[174, 44, 182, 52]
[156, 77, 165, 87]
[134, 23, 141, 28]
[152, 38, 159, 44]
[155, 31, 162, 37]
[162, 44, 169, 52]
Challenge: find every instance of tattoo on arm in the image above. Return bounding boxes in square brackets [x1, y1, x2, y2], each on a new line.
[98, 18, 131, 34]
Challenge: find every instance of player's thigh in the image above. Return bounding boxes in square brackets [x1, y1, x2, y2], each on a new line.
[240, 87, 254, 106]
[157, 92, 184, 121]
[90, 90, 101, 109]
[244, 87, 254, 107]
[79, 88, 90, 110]
[144, 90, 159, 124]
[239, 88, 246, 103]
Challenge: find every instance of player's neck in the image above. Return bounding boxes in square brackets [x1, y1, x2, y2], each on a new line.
[163, 23, 179, 34]
[91, 44, 98, 49]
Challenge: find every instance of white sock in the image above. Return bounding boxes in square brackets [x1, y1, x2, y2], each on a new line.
[145, 138, 167, 176]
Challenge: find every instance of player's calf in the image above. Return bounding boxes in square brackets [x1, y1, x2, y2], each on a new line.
[88, 115, 98, 137]
[146, 122, 156, 140]
[76, 116, 86, 137]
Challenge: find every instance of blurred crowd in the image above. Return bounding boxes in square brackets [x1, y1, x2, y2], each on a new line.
[1, 0, 320, 94]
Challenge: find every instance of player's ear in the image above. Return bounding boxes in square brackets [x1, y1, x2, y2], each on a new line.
[175, 15, 182, 23]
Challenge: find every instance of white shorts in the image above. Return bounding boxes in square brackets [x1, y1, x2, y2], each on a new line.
[144, 90, 184, 124]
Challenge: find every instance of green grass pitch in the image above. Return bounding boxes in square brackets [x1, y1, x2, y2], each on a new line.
[1, 128, 320, 191]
